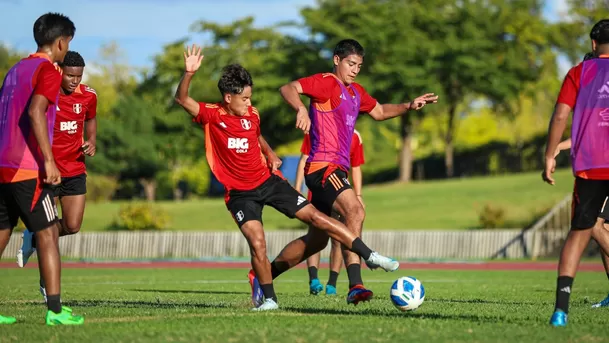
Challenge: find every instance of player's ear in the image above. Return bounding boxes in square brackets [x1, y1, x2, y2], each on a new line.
[223, 93, 231, 104]
[333, 55, 340, 67]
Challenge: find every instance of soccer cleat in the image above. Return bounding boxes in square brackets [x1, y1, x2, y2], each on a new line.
[364, 252, 399, 272]
[17, 229, 35, 268]
[309, 278, 323, 295]
[591, 293, 609, 308]
[251, 298, 279, 311]
[549, 309, 567, 327]
[347, 284, 374, 305]
[45, 306, 84, 326]
[40, 285, 47, 303]
[325, 284, 337, 295]
[0, 315, 17, 324]
[248, 269, 264, 308]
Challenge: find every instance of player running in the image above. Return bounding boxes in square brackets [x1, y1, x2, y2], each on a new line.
[265, 39, 437, 306]
[174, 44, 399, 311]
[296, 130, 366, 296]
[0, 12, 84, 325]
[543, 19, 609, 327]
[17, 51, 98, 301]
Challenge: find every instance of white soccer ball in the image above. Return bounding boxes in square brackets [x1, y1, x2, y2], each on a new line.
[390, 276, 425, 312]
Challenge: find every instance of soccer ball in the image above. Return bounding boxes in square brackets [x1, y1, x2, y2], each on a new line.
[390, 276, 425, 312]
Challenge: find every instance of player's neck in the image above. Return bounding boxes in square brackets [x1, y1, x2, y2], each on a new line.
[60, 87, 72, 96]
[221, 103, 238, 117]
[35, 47, 55, 62]
[331, 68, 349, 86]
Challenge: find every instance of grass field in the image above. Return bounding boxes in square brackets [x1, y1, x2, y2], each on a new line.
[80, 169, 574, 231]
[1, 265, 608, 342]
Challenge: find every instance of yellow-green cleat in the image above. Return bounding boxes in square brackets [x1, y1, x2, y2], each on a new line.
[45, 306, 84, 326]
[0, 314, 17, 324]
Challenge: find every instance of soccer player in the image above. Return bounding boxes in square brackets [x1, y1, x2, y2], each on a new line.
[295, 130, 366, 295]
[174, 45, 399, 311]
[17, 51, 98, 300]
[543, 19, 609, 327]
[270, 39, 437, 305]
[0, 12, 84, 325]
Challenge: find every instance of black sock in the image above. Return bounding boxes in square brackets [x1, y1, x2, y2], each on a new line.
[271, 260, 290, 280]
[46, 294, 62, 314]
[39, 278, 44, 288]
[349, 238, 372, 260]
[328, 271, 339, 287]
[308, 266, 318, 282]
[31, 234, 37, 249]
[346, 264, 363, 289]
[260, 284, 277, 303]
[555, 276, 574, 314]
[606, 273, 609, 282]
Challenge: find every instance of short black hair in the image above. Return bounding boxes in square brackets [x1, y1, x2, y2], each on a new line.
[590, 19, 609, 45]
[583, 52, 596, 61]
[217, 64, 253, 95]
[59, 51, 85, 67]
[333, 39, 365, 60]
[33, 12, 76, 47]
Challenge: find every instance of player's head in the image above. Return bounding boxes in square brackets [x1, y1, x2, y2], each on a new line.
[33, 12, 75, 63]
[590, 19, 609, 54]
[218, 64, 253, 116]
[58, 51, 85, 93]
[333, 39, 365, 85]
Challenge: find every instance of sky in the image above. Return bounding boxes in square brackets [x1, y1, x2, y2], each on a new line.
[0, 0, 571, 73]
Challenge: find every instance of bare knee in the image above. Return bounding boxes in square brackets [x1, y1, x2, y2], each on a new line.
[62, 219, 81, 235]
[331, 238, 341, 250]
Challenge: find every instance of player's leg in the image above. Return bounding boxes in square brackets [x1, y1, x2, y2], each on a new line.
[306, 246, 323, 295]
[592, 197, 609, 308]
[550, 178, 606, 326]
[227, 192, 278, 311]
[326, 236, 343, 295]
[262, 175, 398, 276]
[56, 174, 87, 236]
[0, 184, 18, 324]
[11, 179, 84, 325]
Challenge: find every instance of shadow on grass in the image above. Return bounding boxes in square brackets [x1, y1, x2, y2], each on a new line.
[56, 299, 234, 310]
[129, 288, 249, 295]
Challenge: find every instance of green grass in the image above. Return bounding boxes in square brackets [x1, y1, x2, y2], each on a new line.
[1, 267, 608, 342]
[81, 169, 575, 231]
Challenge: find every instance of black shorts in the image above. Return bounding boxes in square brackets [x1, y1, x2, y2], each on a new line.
[305, 166, 352, 216]
[0, 178, 59, 232]
[227, 174, 310, 228]
[599, 197, 609, 221]
[571, 177, 609, 230]
[52, 173, 87, 198]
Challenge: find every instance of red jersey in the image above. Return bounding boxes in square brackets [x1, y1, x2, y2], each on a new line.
[0, 53, 61, 183]
[556, 55, 609, 179]
[193, 103, 270, 200]
[53, 83, 97, 177]
[298, 73, 378, 112]
[300, 130, 365, 168]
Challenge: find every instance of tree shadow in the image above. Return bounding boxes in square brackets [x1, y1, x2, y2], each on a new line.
[130, 288, 249, 295]
[430, 298, 539, 306]
[57, 299, 234, 310]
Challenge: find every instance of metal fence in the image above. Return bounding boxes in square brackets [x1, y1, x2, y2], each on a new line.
[1, 229, 552, 260]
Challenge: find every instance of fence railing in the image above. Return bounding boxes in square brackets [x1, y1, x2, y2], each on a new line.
[2, 229, 541, 260]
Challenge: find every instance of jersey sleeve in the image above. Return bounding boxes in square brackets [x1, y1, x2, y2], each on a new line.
[297, 73, 335, 103]
[193, 102, 217, 125]
[556, 65, 580, 109]
[85, 87, 98, 120]
[350, 132, 365, 167]
[300, 133, 311, 155]
[251, 106, 261, 136]
[33, 62, 61, 104]
[354, 84, 378, 113]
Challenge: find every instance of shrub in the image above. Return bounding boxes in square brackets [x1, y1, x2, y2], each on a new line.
[111, 203, 169, 231]
[86, 174, 118, 203]
[478, 203, 506, 229]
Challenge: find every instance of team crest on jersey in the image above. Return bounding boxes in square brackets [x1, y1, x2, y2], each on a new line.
[73, 103, 82, 114]
[241, 119, 252, 130]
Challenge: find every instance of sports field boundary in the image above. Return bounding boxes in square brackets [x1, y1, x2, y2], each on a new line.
[0, 260, 604, 272]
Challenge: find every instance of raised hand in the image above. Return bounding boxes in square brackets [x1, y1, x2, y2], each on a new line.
[184, 44, 204, 73]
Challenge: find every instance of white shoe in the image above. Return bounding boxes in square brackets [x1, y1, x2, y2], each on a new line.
[16, 229, 35, 268]
[251, 299, 279, 311]
[365, 252, 400, 272]
[40, 285, 47, 303]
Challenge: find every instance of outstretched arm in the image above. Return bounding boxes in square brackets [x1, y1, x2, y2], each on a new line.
[174, 44, 204, 117]
[368, 93, 439, 121]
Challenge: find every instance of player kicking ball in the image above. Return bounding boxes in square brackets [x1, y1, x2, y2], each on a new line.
[174, 44, 399, 311]
[17, 51, 98, 302]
